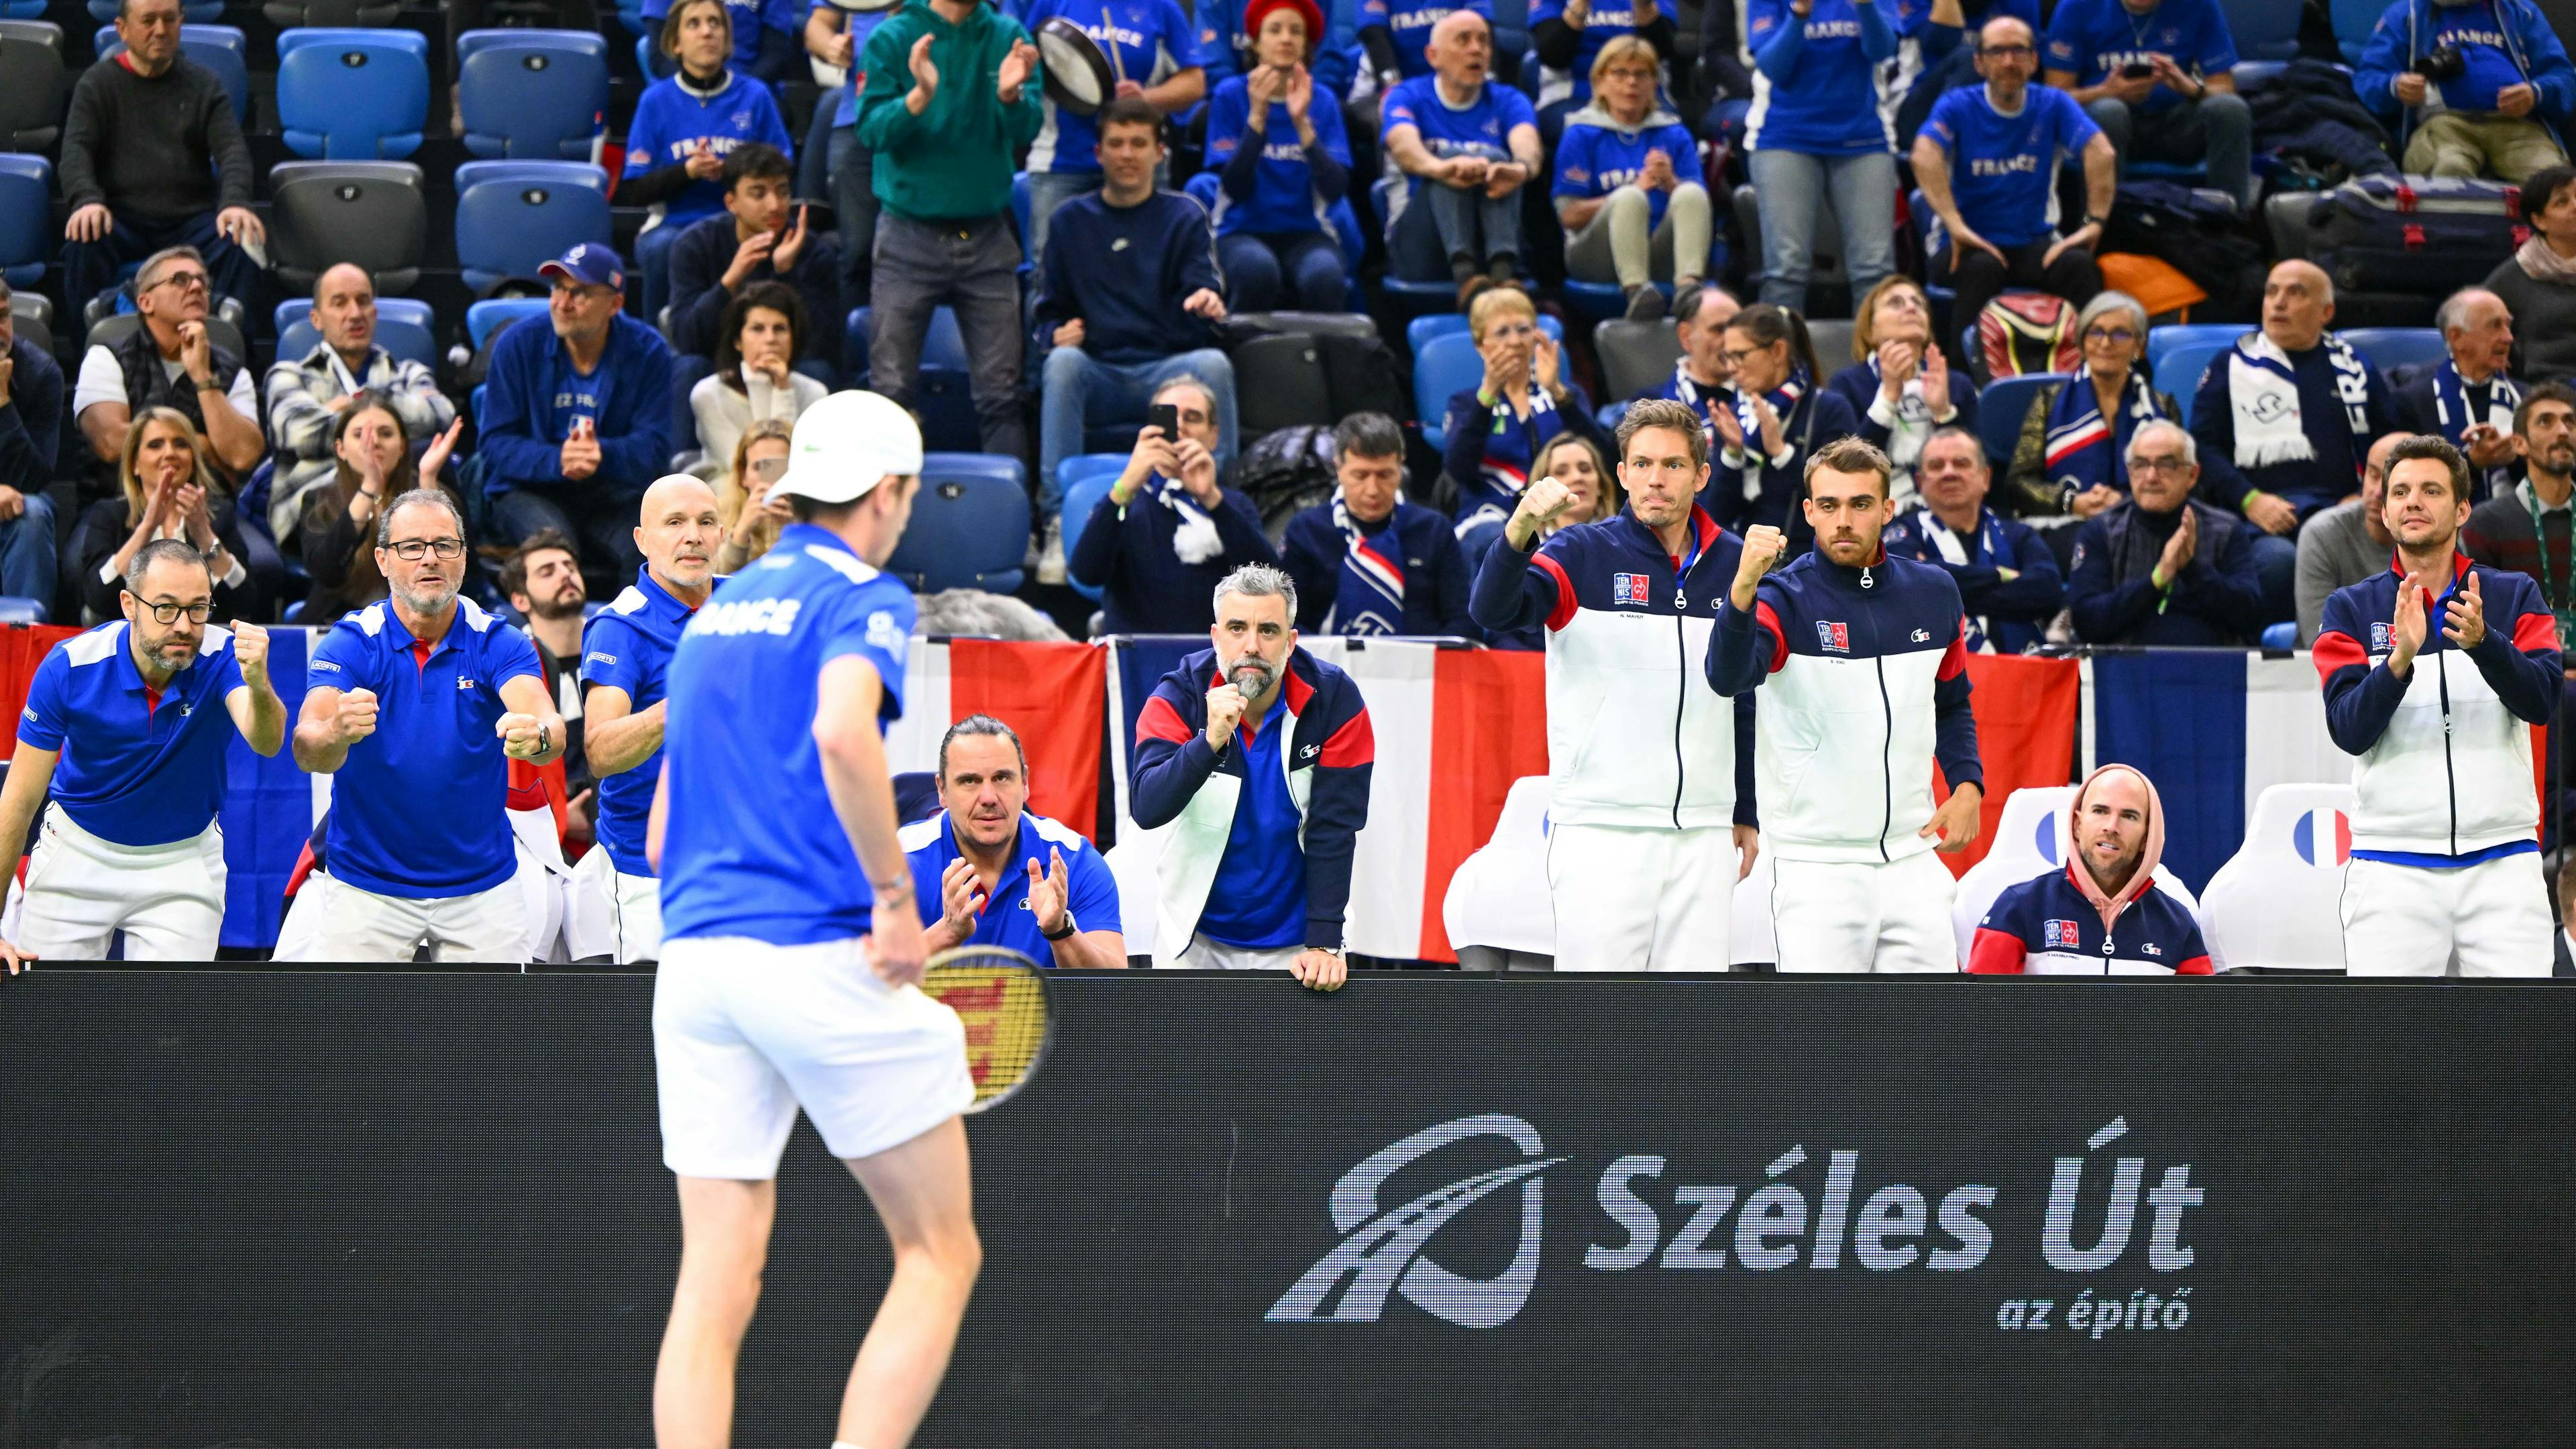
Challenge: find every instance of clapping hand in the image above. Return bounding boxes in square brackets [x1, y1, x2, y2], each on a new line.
[937, 857, 987, 939]
[561, 417, 602, 481]
[2154, 503, 2198, 586]
[1285, 63, 1313, 121]
[419, 417, 465, 484]
[908, 32, 940, 101]
[2388, 568, 2431, 674]
[1025, 848, 1072, 935]
[1874, 338, 1918, 402]
[2443, 569, 2486, 649]
[684, 139, 724, 181]
[1533, 335, 1564, 398]
[998, 38, 1038, 102]
[1182, 288, 1228, 320]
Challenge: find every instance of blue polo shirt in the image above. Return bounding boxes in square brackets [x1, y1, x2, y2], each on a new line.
[1552, 111, 1706, 228]
[1921, 83, 2100, 248]
[1022, 0, 1206, 172]
[659, 523, 915, 947]
[580, 568, 706, 879]
[1381, 74, 1538, 201]
[1192, 688, 1305, 949]
[17, 621, 247, 847]
[306, 599, 543, 900]
[2043, 0, 2238, 113]
[900, 809, 1122, 960]
[1359, 0, 1491, 78]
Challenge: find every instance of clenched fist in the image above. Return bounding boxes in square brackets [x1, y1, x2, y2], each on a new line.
[230, 621, 270, 683]
[1204, 682, 1246, 751]
[332, 687, 380, 746]
[1730, 524, 1786, 608]
[496, 711, 547, 759]
[1504, 474, 1576, 550]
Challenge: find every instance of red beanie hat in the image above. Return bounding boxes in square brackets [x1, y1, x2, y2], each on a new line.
[1242, 0, 1327, 60]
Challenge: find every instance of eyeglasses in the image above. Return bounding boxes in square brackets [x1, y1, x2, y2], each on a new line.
[1979, 42, 2036, 57]
[2129, 456, 2192, 475]
[2085, 327, 2139, 345]
[388, 538, 466, 560]
[1721, 344, 1770, 364]
[148, 271, 209, 294]
[142, 600, 213, 624]
[1602, 67, 1656, 80]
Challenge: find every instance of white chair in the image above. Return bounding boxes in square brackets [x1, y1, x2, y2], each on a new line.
[1103, 826, 1167, 965]
[1441, 775, 1556, 968]
[2196, 782, 2356, 973]
[1951, 784, 2199, 963]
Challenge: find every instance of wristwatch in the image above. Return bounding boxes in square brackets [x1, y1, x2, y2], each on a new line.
[1042, 911, 1079, 941]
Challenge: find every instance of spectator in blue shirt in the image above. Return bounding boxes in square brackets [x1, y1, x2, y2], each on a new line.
[1913, 16, 2116, 347]
[2043, 0, 2251, 211]
[1532, 0, 1674, 138]
[904, 715, 1126, 968]
[1034, 98, 1237, 584]
[1022, 0, 1209, 262]
[1282, 411, 1475, 635]
[1204, 0, 1355, 313]
[478, 245, 678, 596]
[1881, 425, 2063, 653]
[2068, 420, 2270, 646]
[1554, 35, 1711, 321]
[1357, 0, 1490, 87]
[1068, 376, 1281, 633]
[0, 281, 62, 614]
[643, 0, 804, 80]
[2355, 0, 2573, 184]
[1381, 9, 1543, 305]
[1889, 0, 2040, 145]
[620, 0, 798, 321]
[1441, 286, 1606, 561]
[1743, 0, 1899, 312]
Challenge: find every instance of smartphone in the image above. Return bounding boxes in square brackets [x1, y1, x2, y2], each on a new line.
[2120, 60, 2155, 79]
[1147, 403, 1180, 441]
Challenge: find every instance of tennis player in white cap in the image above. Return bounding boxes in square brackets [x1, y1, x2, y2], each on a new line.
[646, 390, 980, 1449]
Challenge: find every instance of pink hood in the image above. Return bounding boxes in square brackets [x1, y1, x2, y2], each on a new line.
[2063, 763, 2166, 934]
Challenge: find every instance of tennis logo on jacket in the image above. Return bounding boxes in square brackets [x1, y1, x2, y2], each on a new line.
[1612, 573, 1649, 607]
[1816, 621, 1850, 653]
[2042, 918, 2080, 949]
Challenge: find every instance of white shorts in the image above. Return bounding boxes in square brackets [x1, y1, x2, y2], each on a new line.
[2342, 851, 2553, 977]
[1175, 935, 1303, 970]
[16, 804, 226, 960]
[272, 873, 532, 963]
[1771, 850, 1958, 973]
[1546, 820, 1737, 971]
[613, 868, 663, 965]
[653, 934, 975, 1179]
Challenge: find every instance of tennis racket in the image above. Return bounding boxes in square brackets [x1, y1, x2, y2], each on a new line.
[918, 946, 1055, 1113]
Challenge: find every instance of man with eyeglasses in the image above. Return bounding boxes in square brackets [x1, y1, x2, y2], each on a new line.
[279, 489, 568, 963]
[58, 0, 266, 345]
[0, 539, 282, 972]
[1912, 15, 2116, 350]
[72, 246, 264, 486]
[1067, 376, 1279, 634]
[2068, 419, 2268, 645]
[263, 263, 457, 539]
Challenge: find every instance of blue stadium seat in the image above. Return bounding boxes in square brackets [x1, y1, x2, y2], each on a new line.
[454, 160, 611, 294]
[457, 34, 610, 160]
[1977, 374, 2070, 468]
[842, 306, 979, 451]
[1059, 458, 1129, 602]
[2218, 0, 2300, 62]
[273, 295, 438, 369]
[2330, 0, 2381, 64]
[1405, 313, 1563, 353]
[1014, 170, 1034, 271]
[276, 31, 430, 159]
[2260, 621, 2299, 650]
[2159, 340, 2235, 429]
[97, 24, 245, 124]
[1414, 331, 1487, 449]
[2342, 327, 2447, 377]
[1562, 278, 1668, 325]
[87, 0, 218, 19]
[0, 153, 47, 288]
[467, 296, 550, 350]
[2144, 322, 2240, 386]
[264, 0, 405, 26]
[0, 0, 42, 17]
[886, 453, 1031, 594]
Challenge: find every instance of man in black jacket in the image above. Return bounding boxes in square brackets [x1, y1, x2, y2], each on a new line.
[663, 143, 843, 368]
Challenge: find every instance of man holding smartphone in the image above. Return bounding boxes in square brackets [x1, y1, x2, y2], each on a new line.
[2042, 0, 2252, 211]
[2397, 287, 2526, 500]
[1065, 376, 1281, 634]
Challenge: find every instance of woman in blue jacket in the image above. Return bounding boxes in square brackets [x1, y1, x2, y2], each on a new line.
[1743, 0, 1898, 311]
[1204, 0, 1354, 311]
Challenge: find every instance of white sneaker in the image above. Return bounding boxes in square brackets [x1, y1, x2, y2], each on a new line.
[1036, 515, 1067, 586]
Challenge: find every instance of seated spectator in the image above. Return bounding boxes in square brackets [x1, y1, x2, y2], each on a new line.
[1381, 10, 1542, 305]
[713, 417, 794, 572]
[1913, 15, 2114, 346]
[2463, 381, 2576, 643]
[1702, 302, 1860, 541]
[2296, 431, 2405, 645]
[1554, 36, 1711, 322]
[2395, 286, 2523, 498]
[2068, 419, 2267, 645]
[2190, 260, 2398, 623]
[1283, 411, 1474, 635]
[299, 394, 466, 625]
[1069, 377, 1281, 635]
[1824, 276, 1976, 507]
[1641, 280, 1742, 444]
[1890, 0, 2042, 146]
[1478, 430, 1619, 650]
[264, 264, 456, 542]
[620, 0, 796, 321]
[2485, 164, 2576, 384]
[1880, 425, 2063, 653]
[1020, 0, 1210, 261]
[640, 0, 802, 83]
[1358, 0, 1489, 94]
[0, 280, 64, 612]
[667, 144, 841, 369]
[1742, 0, 1898, 312]
[1034, 97, 1238, 581]
[1204, 0, 1356, 314]
[905, 714, 1126, 968]
[74, 409, 264, 625]
[1441, 286, 1605, 559]
[74, 246, 263, 488]
[2002, 290, 2175, 529]
[58, 0, 264, 333]
[1532, 0, 1676, 139]
[2356, 0, 2573, 184]
[690, 282, 826, 472]
[499, 531, 594, 819]
[1967, 763, 2212, 975]
[2043, 0, 2251, 212]
[478, 246, 676, 591]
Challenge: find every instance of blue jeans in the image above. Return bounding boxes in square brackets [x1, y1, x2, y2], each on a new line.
[2086, 93, 2253, 213]
[2245, 529, 2297, 630]
[490, 482, 645, 593]
[637, 223, 682, 326]
[1038, 346, 1238, 519]
[0, 492, 56, 614]
[1219, 230, 1347, 313]
[1389, 174, 1525, 282]
[1746, 147, 1896, 311]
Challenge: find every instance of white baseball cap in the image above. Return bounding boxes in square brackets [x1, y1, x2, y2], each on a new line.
[769, 390, 925, 506]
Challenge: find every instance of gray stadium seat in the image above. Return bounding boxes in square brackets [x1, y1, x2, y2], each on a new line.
[0, 19, 65, 152]
[1807, 317, 1856, 372]
[2265, 191, 2318, 263]
[266, 161, 428, 294]
[265, 0, 402, 26]
[10, 290, 51, 358]
[84, 309, 248, 363]
[1232, 333, 1335, 439]
[1593, 319, 1684, 403]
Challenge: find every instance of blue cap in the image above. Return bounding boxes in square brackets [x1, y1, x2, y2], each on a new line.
[539, 241, 625, 290]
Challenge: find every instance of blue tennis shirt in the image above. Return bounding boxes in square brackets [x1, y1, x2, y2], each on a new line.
[18, 621, 247, 847]
[580, 568, 706, 879]
[660, 523, 916, 947]
[900, 809, 1122, 961]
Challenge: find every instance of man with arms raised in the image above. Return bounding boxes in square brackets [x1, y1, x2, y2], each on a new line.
[1968, 763, 2212, 974]
[2315, 435, 2562, 975]
[903, 714, 1126, 969]
[1469, 396, 1758, 969]
[0, 541, 282, 971]
[648, 390, 980, 1449]
[1707, 437, 1986, 971]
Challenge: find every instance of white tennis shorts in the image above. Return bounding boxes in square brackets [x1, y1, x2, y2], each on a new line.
[1770, 850, 1960, 973]
[654, 934, 977, 1180]
[15, 804, 226, 960]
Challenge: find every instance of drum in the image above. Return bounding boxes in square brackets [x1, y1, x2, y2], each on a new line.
[1036, 15, 1116, 116]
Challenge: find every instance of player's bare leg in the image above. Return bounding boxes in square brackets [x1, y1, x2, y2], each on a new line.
[836, 1114, 981, 1449]
[654, 1175, 778, 1449]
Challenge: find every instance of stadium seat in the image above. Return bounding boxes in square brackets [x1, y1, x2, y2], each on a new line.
[884, 453, 1030, 594]
[453, 160, 611, 295]
[9, 290, 50, 355]
[87, 309, 246, 363]
[1949, 785, 2202, 967]
[276, 30, 430, 159]
[2196, 782, 2356, 973]
[2218, 0, 2299, 61]
[1232, 333, 1336, 438]
[1976, 374, 2068, 468]
[1807, 318, 1857, 374]
[86, 0, 219, 19]
[1440, 774, 1556, 967]
[95, 24, 246, 125]
[1413, 331, 1487, 449]
[1059, 459, 1127, 602]
[2155, 339, 2236, 428]
[1371, 178, 1468, 319]
[1593, 318, 1684, 404]
[1562, 278, 1656, 325]
[843, 305, 979, 451]
[273, 295, 437, 370]
[2259, 620, 2299, 651]
[0, 21, 66, 152]
[266, 0, 403, 26]
[2264, 191, 2319, 262]
[0, 0, 39, 17]
[2330, 0, 2380, 64]
[456, 34, 610, 160]
[0, 152, 47, 288]
[466, 295, 551, 352]
[1403, 313, 1562, 352]
[2343, 327, 2447, 378]
[266, 161, 428, 294]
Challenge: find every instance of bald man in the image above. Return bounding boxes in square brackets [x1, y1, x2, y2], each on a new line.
[1380, 8, 1542, 303]
[576, 474, 724, 963]
[262, 262, 456, 539]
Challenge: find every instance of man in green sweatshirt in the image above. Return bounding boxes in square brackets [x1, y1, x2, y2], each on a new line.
[856, 0, 1044, 462]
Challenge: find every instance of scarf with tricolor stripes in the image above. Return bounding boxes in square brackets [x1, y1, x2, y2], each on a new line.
[1323, 492, 1406, 636]
[2042, 370, 2167, 499]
